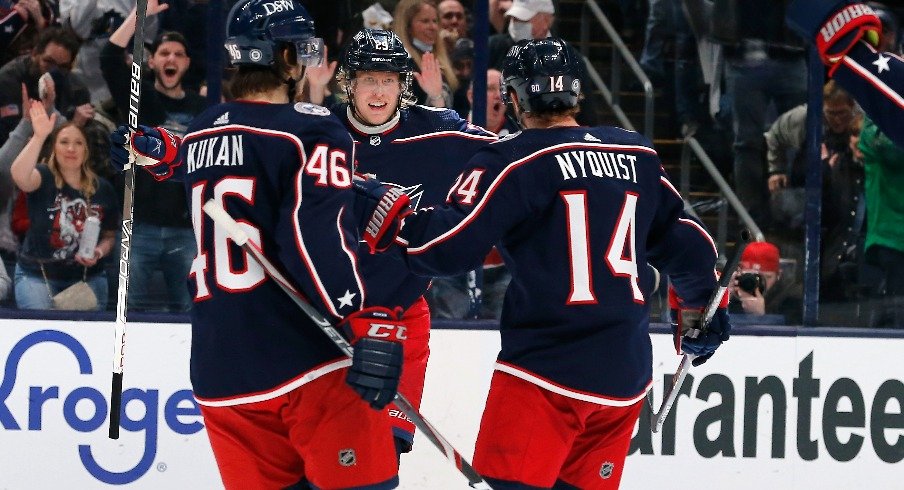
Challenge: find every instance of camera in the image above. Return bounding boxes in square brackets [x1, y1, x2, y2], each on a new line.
[737, 272, 765, 295]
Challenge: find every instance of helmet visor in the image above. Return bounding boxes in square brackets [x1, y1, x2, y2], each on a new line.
[296, 37, 324, 67]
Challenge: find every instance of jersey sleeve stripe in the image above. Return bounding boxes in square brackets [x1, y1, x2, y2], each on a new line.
[408, 142, 658, 254]
[285, 138, 355, 320]
[660, 175, 682, 198]
[495, 361, 652, 406]
[678, 217, 717, 255]
[842, 49, 904, 109]
[336, 205, 365, 309]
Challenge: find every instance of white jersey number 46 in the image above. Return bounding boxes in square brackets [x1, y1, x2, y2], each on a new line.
[561, 191, 643, 305]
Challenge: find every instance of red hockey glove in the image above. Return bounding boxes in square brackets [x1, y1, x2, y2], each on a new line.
[109, 125, 182, 181]
[816, 4, 881, 73]
[669, 286, 732, 366]
[787, 1, 882, 75]
[340, 306, 406, 410]
[353, 176, 412, 254]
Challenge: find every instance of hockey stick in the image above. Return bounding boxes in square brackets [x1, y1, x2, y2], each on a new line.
[202, 200, 493, 490]
[649, 229, 751, 433]
[108, 0, 148, 440]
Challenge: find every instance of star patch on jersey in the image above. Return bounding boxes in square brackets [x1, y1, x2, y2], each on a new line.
[873, 53, 891, 74]
[337, 290, 356, 309]
[293, 102, 331, 116]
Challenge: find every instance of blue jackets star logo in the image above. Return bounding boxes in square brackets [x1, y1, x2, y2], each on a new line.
[337, 290, 356, 309]
[873, 53, 891, 74]
[389, 182, 424, 209]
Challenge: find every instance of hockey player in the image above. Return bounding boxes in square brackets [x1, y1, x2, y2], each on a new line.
[305, 28, 498, 456]
[109, 1, 403, 488]
[787, 0, 904, 145]
[360, 38, 733, 488]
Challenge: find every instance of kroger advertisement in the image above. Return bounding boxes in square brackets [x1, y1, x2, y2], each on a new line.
[1, 319, 902, 489]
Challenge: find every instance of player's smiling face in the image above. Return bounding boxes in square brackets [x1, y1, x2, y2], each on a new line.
[148, 41, 190, 91]
[351, 71, 401, 126]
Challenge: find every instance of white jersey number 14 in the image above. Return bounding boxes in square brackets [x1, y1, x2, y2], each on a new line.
[561, 191, 643, 305]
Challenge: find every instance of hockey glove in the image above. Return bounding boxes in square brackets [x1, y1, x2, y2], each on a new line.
[109, 125, 182, 181]
[340, 306, 406, 410]
[669, 286, 732, 366]
[353, 176, 412, 254]
[786, 1, 882, 74]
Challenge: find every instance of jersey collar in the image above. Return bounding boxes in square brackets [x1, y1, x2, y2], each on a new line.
[346, 106, 401, 135]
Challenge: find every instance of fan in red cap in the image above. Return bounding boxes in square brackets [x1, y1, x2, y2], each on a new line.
[729, 241, 802, 322]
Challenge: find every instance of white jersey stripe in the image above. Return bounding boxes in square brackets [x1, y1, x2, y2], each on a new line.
[195, 359, 351, 406]
[392, 130, 498, 143]
[678, 217, 717, 255]
[495, 362, 651, 406]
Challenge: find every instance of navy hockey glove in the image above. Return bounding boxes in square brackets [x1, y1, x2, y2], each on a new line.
[786, 1, 881, 73]
[341, 307, 406, 410]
[109, 125, 182, 181]
[353, 176, 412, 254]
[669, 287, 732, 366]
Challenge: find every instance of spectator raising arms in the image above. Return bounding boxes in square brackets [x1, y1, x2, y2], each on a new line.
[10, 100, 117, 310]
[100, 0, 205, 312]
[393, 0, 459, 107]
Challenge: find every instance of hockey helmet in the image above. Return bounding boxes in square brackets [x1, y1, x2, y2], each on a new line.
[225, 0, 323, 67]
[501, 38, 582, 113]
[343, 29, 414, 76]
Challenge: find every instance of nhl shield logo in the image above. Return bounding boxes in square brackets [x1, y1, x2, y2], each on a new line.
[370, 135, 381, 146]
[339, 449, 357, 467]
[599, 461, 615, 479]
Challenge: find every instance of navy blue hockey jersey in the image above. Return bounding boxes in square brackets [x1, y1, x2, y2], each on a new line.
[176, 101, 364, 404]
[398, 126, 719, 402]
[836, 42, 904, 146]
[338, 104, 497, 308]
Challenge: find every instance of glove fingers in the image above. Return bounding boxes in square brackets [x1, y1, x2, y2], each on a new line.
[692, 352, 714, 367]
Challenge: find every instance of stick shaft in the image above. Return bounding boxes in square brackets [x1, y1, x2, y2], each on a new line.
[202, 200, 492, 489]
[109, 0, 148, 440]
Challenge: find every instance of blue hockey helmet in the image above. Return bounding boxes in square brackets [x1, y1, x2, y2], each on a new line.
[225, 0, 323, 67]
[501, 38, 582, 113]
[342, 29, 414, 75]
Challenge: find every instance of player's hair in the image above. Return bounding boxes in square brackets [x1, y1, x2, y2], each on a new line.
[46, 122, 99, 199]
[229, 43, 298, 99]
[522, 106, 581, 125]
[393, 0, 459, 92]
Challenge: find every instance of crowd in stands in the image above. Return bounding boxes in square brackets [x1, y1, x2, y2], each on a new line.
[0, 0, 899, 328]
